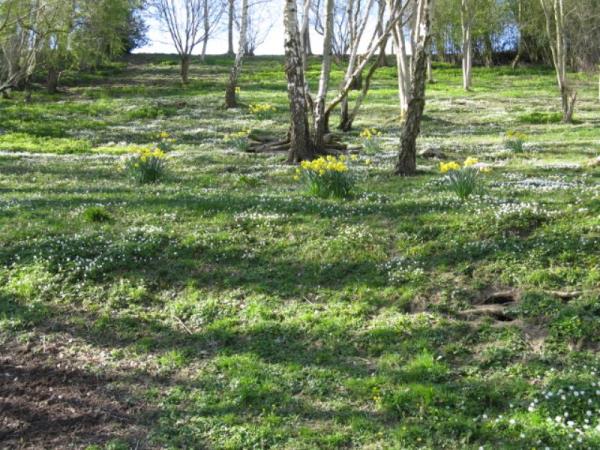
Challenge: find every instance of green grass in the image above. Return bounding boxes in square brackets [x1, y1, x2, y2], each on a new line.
[0, 54, 599, 449]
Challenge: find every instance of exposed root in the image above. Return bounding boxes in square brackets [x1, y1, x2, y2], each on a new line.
[246, 133, 348, 155]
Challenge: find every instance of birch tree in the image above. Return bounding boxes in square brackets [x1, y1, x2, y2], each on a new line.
[226, 0, 234, 55]
[283, 0, 313, 162]
[224, 0, 247, 108]
[460, 0, 473, 90]
[0, 0, 53, 95]
[396, 0, 434, 175]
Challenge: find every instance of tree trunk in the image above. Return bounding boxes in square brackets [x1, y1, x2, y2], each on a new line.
[201, 0, 209, 62]
[284, 0, 314, 162]
[339, 97, 350, 131]
[393, 21, 411, 116]
[427, 53, 434, 83]
[540, 0, 576, 123]
[225, 0, 249, 108]
[396, 0, 433, 176]
[461, 0, 473, 90]
[560, 85, 576, 123]
[483, 34, 494, 68]
[339, 49, 382, 131]
[227, 0, 235, 56]
[180, 55, 191, 83]
[47, 67, 60, 94]
[312, 0, 335, 150]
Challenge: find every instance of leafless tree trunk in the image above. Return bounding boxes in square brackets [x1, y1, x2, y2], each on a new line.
[201, 0, 210, 62]
[312, 0, 335, 150]
[461, 0, 473, 90]
[511, 0, 523, 69]
[0, 1, 47, 94]
[390, 0, 411, 115]
[227, 0, 235, 56]
[225, 0, 248, 108]
[181, 55, 191, 83]
[337, 0, 376, 131]
[396, 0, 434, 176]
[427, 51, 434, 83]
[47, 66, 61, 93]
[284, 0, 314, 162]
[540, 0, 576, 123]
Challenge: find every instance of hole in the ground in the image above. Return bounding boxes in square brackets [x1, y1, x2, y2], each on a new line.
[491, 311, 515, 322]
[484, 292, 516, 305]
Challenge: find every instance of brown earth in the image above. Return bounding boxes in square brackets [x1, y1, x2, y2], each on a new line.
[0, 345, 150, 449]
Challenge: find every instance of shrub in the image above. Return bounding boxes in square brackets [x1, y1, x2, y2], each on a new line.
[295, 155, 354, 199]
[83, 206, 112, 223]
[504, 130, 527, 152]
[224, 130, 250, 151]
[360, 128, 383, 153]
[439, 157, 490, 200]
[122, 147, 167, 184]
[249, 103, 276, 119]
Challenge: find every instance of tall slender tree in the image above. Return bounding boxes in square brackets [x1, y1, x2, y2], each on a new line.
[396, 0, 434, 175]
[224, 0, 248, 108]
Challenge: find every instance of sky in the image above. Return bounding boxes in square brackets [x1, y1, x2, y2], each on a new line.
[137, 13, 295, 56]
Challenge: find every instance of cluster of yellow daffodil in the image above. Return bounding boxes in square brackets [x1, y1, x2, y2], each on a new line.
[138, 147, 166, 162]
[299, 155, 349, 176]
[440, 157, 490, 174]
[122, 146, 167, 183]
[360, 128, 382, 140]
[249, 103, 276, 115]
[295, 155, 355, 198]
[156, 131, 176, 151]
[504, 130, 527, 152]
[506, 130, 528, 141]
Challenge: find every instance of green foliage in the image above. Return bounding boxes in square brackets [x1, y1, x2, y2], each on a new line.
[442, 166, 483, 200]
[0, 132, 91, 154]
[83, 206, 112, 223]
[122, 147, 167, 183]
[519, 111, 563, 124]
[126, 104, 176, 120]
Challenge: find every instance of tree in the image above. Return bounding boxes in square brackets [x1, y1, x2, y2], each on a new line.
[396, 0, 434, 175]
[460, 0, 474, 90]
[282, 0, 403, 161]
[150, 0, 224, 83]
[226, 0, 235, 55]
[0, 0, 54, 95]
[540, 0, 575, 123]
[242, 1, 273, 56]
[224, 0, 247, 108]
[283, 0, 313, 162]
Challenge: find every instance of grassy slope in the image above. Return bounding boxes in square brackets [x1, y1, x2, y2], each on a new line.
[0, 54, 599, 449]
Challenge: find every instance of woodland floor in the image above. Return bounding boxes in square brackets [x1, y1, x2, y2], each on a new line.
[0, 54, 599, 449]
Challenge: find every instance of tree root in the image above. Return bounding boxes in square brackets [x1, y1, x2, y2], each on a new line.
[246, 133, 348, 155]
